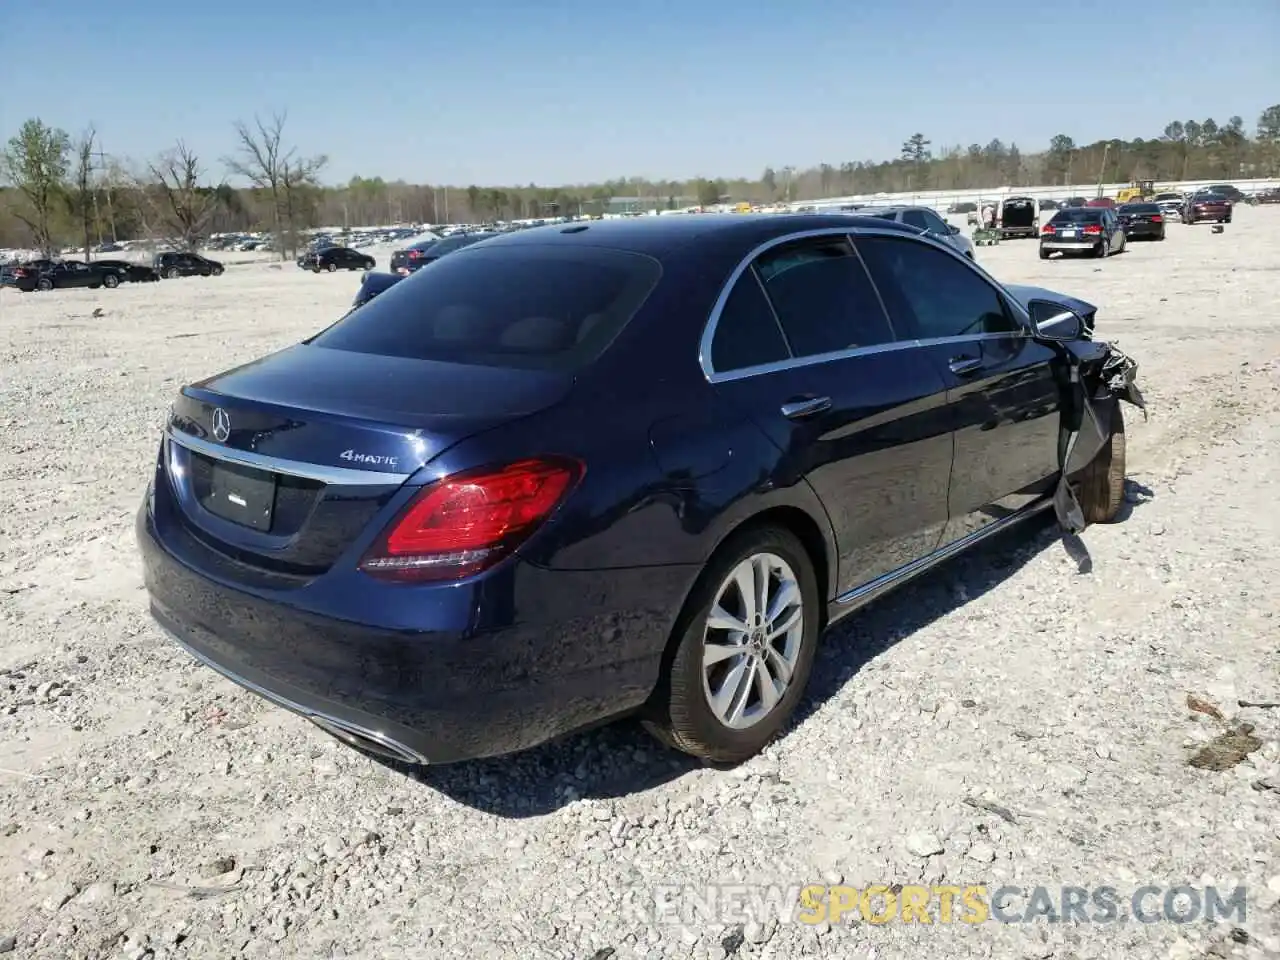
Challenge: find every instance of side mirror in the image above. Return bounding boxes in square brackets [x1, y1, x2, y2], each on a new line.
[1028, 299, 1084, 340]
[948, 224, 960, 234]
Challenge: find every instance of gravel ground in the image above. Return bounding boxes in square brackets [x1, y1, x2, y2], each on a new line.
[1, 212, 1278, 960]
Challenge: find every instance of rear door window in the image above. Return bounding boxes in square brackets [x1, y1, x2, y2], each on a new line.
[901, 210, 929, 230]
[754, 237, 897, 357]
[308, 245, 661, 370]
[709, 273, 790, 372]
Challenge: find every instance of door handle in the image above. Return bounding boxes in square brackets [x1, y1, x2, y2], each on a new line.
[780, 396, 832, 420]
[948, 356, 984, 376]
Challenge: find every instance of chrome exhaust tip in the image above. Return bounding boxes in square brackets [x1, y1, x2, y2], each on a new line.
[309, 716, 427, 766]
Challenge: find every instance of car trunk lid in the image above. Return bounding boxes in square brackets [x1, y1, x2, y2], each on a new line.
[162, 343, 574, 575]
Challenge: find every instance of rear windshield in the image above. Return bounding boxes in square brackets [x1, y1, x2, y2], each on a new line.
[308, 244, 662, 370]
[1118, 203, 1159, 213]
[1050, 209, 1104, 223]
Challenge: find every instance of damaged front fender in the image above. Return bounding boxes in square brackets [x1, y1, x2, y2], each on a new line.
[1054, 339, 1147, 532]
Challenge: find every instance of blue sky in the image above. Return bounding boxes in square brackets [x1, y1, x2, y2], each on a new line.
[3, 0, 1276, 187]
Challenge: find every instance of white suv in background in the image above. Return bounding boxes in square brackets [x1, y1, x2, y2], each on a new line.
[859, 205, 977, 259]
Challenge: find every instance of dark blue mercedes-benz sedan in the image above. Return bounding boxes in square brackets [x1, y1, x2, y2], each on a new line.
[137, 213, 1142, 766]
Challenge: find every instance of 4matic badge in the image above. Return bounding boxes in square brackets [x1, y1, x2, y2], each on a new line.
[340, 449, 399, 467]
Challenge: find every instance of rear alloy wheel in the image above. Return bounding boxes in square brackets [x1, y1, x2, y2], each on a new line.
[1039, 246, 1050, 260]
[1076, 401, 1126, 524]
[103, 273, 119, 288]
[1095, 241, 1109, 258]
[166, 267, 180, 279]
[644, 526, 819, 764]
[36, 278, 53, 291]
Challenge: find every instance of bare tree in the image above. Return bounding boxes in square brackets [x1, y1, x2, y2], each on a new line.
[141, 141, 222, 250]
[225, 112, 326, 259]
[68, 126, 97, 261]
[1, 117, 71, 257]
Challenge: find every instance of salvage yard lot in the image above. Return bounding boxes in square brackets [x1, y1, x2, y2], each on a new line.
[1, 213, 1278, 960]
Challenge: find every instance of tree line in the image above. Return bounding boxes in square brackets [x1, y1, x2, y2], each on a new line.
[2, 104, 1278, 258]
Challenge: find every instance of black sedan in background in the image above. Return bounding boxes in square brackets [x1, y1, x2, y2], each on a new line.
[389, 231, 499, 275]
[4, 260, 120, 291]
[1115, 203, 1166, 241]
[153, 252, 225, 279]
[1039, 207, 1127, 259]
[138, 214, 1141, 767]
[298, 245, 376, 272]
[96, 259, 162, 283]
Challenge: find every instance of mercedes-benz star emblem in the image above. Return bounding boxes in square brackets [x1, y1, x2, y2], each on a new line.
[211, 408, 231, 442]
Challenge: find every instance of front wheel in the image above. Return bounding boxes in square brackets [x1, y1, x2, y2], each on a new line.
[326, 262, 338, 273]
[36, 278, 53, 291]
[643, 525, 820, 764]
[166, 267, 180, 279]
[103, 273, 119, 288]
[1076, 402, 1126, 524]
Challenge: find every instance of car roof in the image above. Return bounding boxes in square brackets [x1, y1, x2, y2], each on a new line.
[470, 213, 922, 259]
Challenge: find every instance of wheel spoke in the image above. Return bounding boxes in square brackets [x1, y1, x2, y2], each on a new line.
[767, 606, 801, 641]
[756, 657, 782, 714]
[725, 658, 758, 726]
[765, 580, 799, 629]
[703, 642, 742, 668]
[765, 644, 795, 684]
[711, 657, 751, 722]
[707, 603, 749, 635]
[753, 556, 770, 624]
[732, 563, 757, 624]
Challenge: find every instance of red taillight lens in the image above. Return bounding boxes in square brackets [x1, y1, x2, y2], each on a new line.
[1150, 215, 1162, 223]
[407, 250, 422, 258]
[14, 268, 28, 277]
[1041, 224, 1055, 234]
[1083, 225, 1102, 235]
[359, 457, 583, 582]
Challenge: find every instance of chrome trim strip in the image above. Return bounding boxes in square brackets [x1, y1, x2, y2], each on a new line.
[830, 497, 1055, 616]
[698, 225, 1033, 384]
[164, 626, 429, 764]
[166, 427, 411, 486]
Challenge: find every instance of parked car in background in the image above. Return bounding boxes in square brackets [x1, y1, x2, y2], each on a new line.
[1183, 191, 1232, 224]
[154, 252, 224, 279]
[4, 259, 121, 292]
[858, 205, 976, 258]
[1204, 184, 1244, 203]
[1040, 207, 1127, 259]
[997, 196, 1039, 239]
[298, 246, 376, 273]
[1256, 187, 1280, 205]
[1064, 197, 1089, 208]
[389, 231, 500, 275]
[1039, 199, 1061, 211]
[95, 259, 161, 283]
[1115, 203, 1166, 241]
[350, 270, 403, 310]
[388, 236, 442, 275]
[137, 213, 1140, 768]
[1085, 197, 1116, 209]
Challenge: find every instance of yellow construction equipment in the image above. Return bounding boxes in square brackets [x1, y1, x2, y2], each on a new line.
[1115, 180, 1156, 204]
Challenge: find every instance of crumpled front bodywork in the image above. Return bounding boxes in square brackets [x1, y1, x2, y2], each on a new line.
[1053, 338, 1146, 531]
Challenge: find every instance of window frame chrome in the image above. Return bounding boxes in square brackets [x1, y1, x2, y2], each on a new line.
[698, 225, 1033, 384]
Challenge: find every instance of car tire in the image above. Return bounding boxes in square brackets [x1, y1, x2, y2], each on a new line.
[103, 274, 119, 288]
[1224, 217, 1232, 224]
[1039, 246, 1050, 260]
[36, 278, 53, 291]
[643, 524, 820, 764]
[1076, 402, 1126, 525]
[326, 262, 338, 273]
[212, 266, 224, 276]
[1095, 241, 1108, 258]
[166, 268, 180, 279]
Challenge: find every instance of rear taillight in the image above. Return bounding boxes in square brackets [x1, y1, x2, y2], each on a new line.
[14, 268, 29, 277]
[407, 250, 422, 259]
[1041, 224, 1055, 234]
[1150, 215, 1162, 223]
[1083, 225, 1103, 235]
[359, 457, 583, 582]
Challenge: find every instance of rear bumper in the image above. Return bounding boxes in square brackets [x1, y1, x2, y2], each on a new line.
[137, 490, 688, 764]
[1040, 240, 1100, 251]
